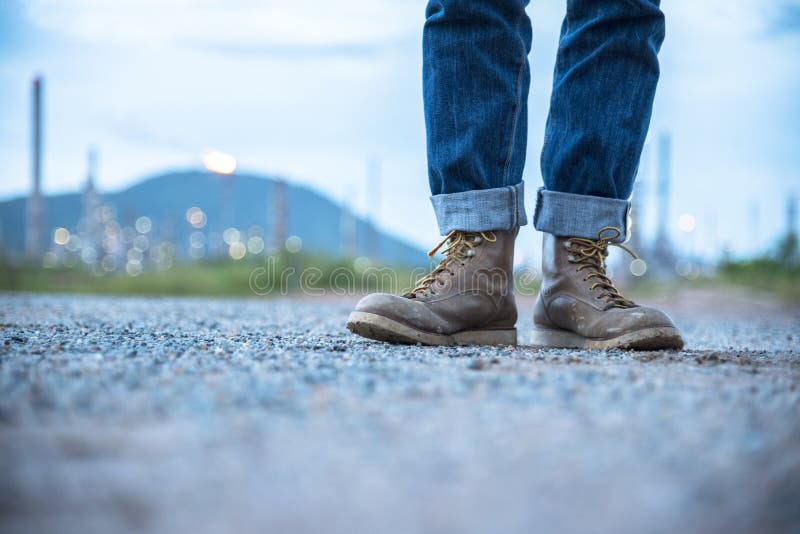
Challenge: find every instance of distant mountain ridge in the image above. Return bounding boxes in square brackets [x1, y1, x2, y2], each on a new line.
[0, 170, 424, 266]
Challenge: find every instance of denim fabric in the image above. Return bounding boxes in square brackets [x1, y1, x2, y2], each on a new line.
[423, 0, 664, 238]
[431, 182, 527, 235]
[540, 0, 665, 202]
[533, 187, 630, 242]
[423, 0, 532, 208]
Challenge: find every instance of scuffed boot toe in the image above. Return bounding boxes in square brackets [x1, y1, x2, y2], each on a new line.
[618, 306, 684, 350]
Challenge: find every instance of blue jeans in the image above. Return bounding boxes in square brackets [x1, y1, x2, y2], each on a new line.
[424, 0, 665, 242]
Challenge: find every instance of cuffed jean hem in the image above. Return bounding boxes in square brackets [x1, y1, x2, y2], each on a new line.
[533, 187, 630, 242]
[430, 182, 528, 235]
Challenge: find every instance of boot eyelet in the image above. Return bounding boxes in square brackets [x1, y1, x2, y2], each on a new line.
[564, 241, 572, 248]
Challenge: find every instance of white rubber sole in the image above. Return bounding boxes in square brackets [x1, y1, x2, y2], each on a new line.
[531, 325, 684, 350]
[346, 311, 517, 347]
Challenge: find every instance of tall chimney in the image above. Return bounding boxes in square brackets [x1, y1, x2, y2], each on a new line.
[271, 180, 288, 253]
[26, 75, 44, 259]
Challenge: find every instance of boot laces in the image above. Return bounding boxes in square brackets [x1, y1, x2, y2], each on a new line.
[564, 226, 638, 308]
[406, 230, 497, 297]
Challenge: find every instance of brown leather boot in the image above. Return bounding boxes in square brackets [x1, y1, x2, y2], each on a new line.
[532, 227, 684, 350]
[347, 229, 518, 346]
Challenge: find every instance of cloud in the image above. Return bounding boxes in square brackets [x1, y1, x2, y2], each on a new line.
[24, 0, 421, 50]
[186, 40, 388, 60]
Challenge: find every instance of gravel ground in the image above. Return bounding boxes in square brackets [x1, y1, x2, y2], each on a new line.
[0, 290, 798, 534]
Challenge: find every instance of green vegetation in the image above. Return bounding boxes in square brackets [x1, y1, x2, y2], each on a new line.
[717, 259, 800, 302]
[2, 234, 798, 303]
[717, 232, 800, 303]
[0, 255, 426, 297]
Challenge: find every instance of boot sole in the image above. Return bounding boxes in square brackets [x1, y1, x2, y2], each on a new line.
[346, 311, 517, 346]
[531, 325, 684, 351]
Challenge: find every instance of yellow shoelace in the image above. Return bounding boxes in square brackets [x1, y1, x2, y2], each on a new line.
[407, 230, 497, 296]
[564, 226, 638, 308]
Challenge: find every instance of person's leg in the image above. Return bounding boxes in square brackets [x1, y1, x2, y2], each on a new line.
[536, 0, 664, 242]
[347, 0, 532, 346]
[532, 0, 684, 350]
[425, 0, 531, 235]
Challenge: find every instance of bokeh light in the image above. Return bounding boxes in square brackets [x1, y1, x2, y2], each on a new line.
[629, 258, 647, 277]
[203, 150, 237, 175]
[223, 228, 241, 245]
[190, 231, 206, 248]
[65, 235, 81, 251]
[228, 241, 246, 260]
[135, 216, 152, 234]
[133, 235, 150, 252]
[675, 260, 700, 280]
[53, 227, 69, 245]
[81, 247, 98, 264]
[678, 213, 696, 233]
[127, 248, 143, 262]
[353, 256, 373, 272]
[247, 236, 264, 254]
[126, 260, 142, 276]
[100, 205, 115, 222]
[285, 235, 302, 254]
[186, 207, 207, 229]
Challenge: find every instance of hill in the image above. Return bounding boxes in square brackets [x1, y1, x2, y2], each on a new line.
[0, 170, 424, 266]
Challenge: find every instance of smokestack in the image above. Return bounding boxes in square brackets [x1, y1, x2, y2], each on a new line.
[26, 76, 44, 258]
[271, 180, 288, 253]
[86, 147, 97, 192]
[649, 132, 677, 276]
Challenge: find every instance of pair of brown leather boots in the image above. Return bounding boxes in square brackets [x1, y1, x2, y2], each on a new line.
[346, 228, 683, 350]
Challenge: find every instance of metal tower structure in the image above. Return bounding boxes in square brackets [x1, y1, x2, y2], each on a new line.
[80, 148, 103, 257]
[271, 180, 288, 253]
[651, 133, 676, 272]
[25, 76, 44, 258]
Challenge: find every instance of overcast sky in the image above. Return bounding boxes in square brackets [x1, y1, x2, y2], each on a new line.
[1, 0, 798, 260]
